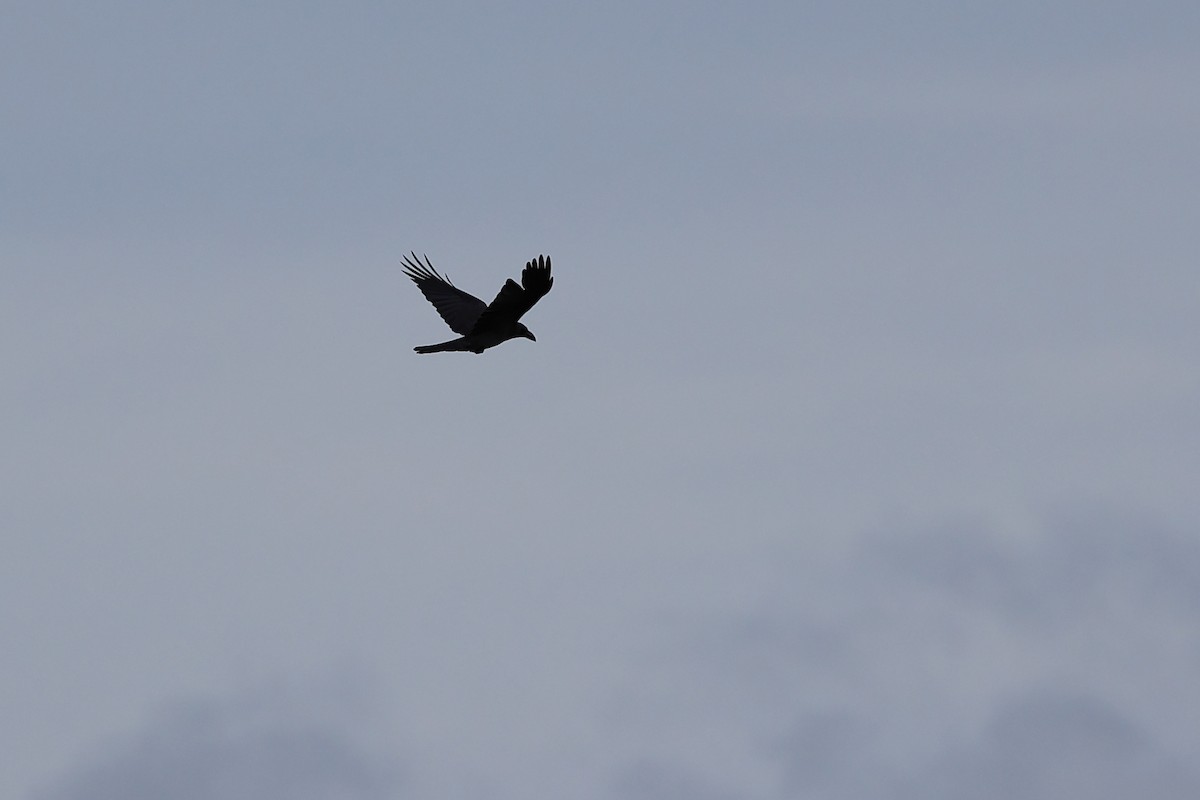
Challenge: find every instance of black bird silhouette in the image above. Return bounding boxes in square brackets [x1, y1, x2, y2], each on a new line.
[402, 253, 553, 354]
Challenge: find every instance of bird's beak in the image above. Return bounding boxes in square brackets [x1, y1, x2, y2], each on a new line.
[527, 332, 537, 342]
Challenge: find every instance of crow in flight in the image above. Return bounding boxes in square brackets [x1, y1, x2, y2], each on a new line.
[402, 253, 553, 354]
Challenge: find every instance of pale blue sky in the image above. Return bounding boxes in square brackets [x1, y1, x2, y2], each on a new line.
[5, 2, 1200, 798]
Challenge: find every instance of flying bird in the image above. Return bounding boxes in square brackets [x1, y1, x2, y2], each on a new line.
[402, 252, 554, 354]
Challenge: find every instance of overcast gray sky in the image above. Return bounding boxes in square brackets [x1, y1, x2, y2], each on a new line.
[5, 2, 1200, 798]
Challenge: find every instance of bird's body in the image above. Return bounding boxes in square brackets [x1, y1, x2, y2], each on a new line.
[402, 253, 553, 354]
[412, 324, 531, 354]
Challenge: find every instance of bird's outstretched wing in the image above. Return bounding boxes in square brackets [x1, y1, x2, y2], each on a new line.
[472, 255, 554, 333]
[401, 252, 487, 335]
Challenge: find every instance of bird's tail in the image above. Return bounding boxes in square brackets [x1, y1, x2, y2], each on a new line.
[414, 337, 474, 354]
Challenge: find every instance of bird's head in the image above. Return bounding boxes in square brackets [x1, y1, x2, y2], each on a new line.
[516, 323, 536, 342]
